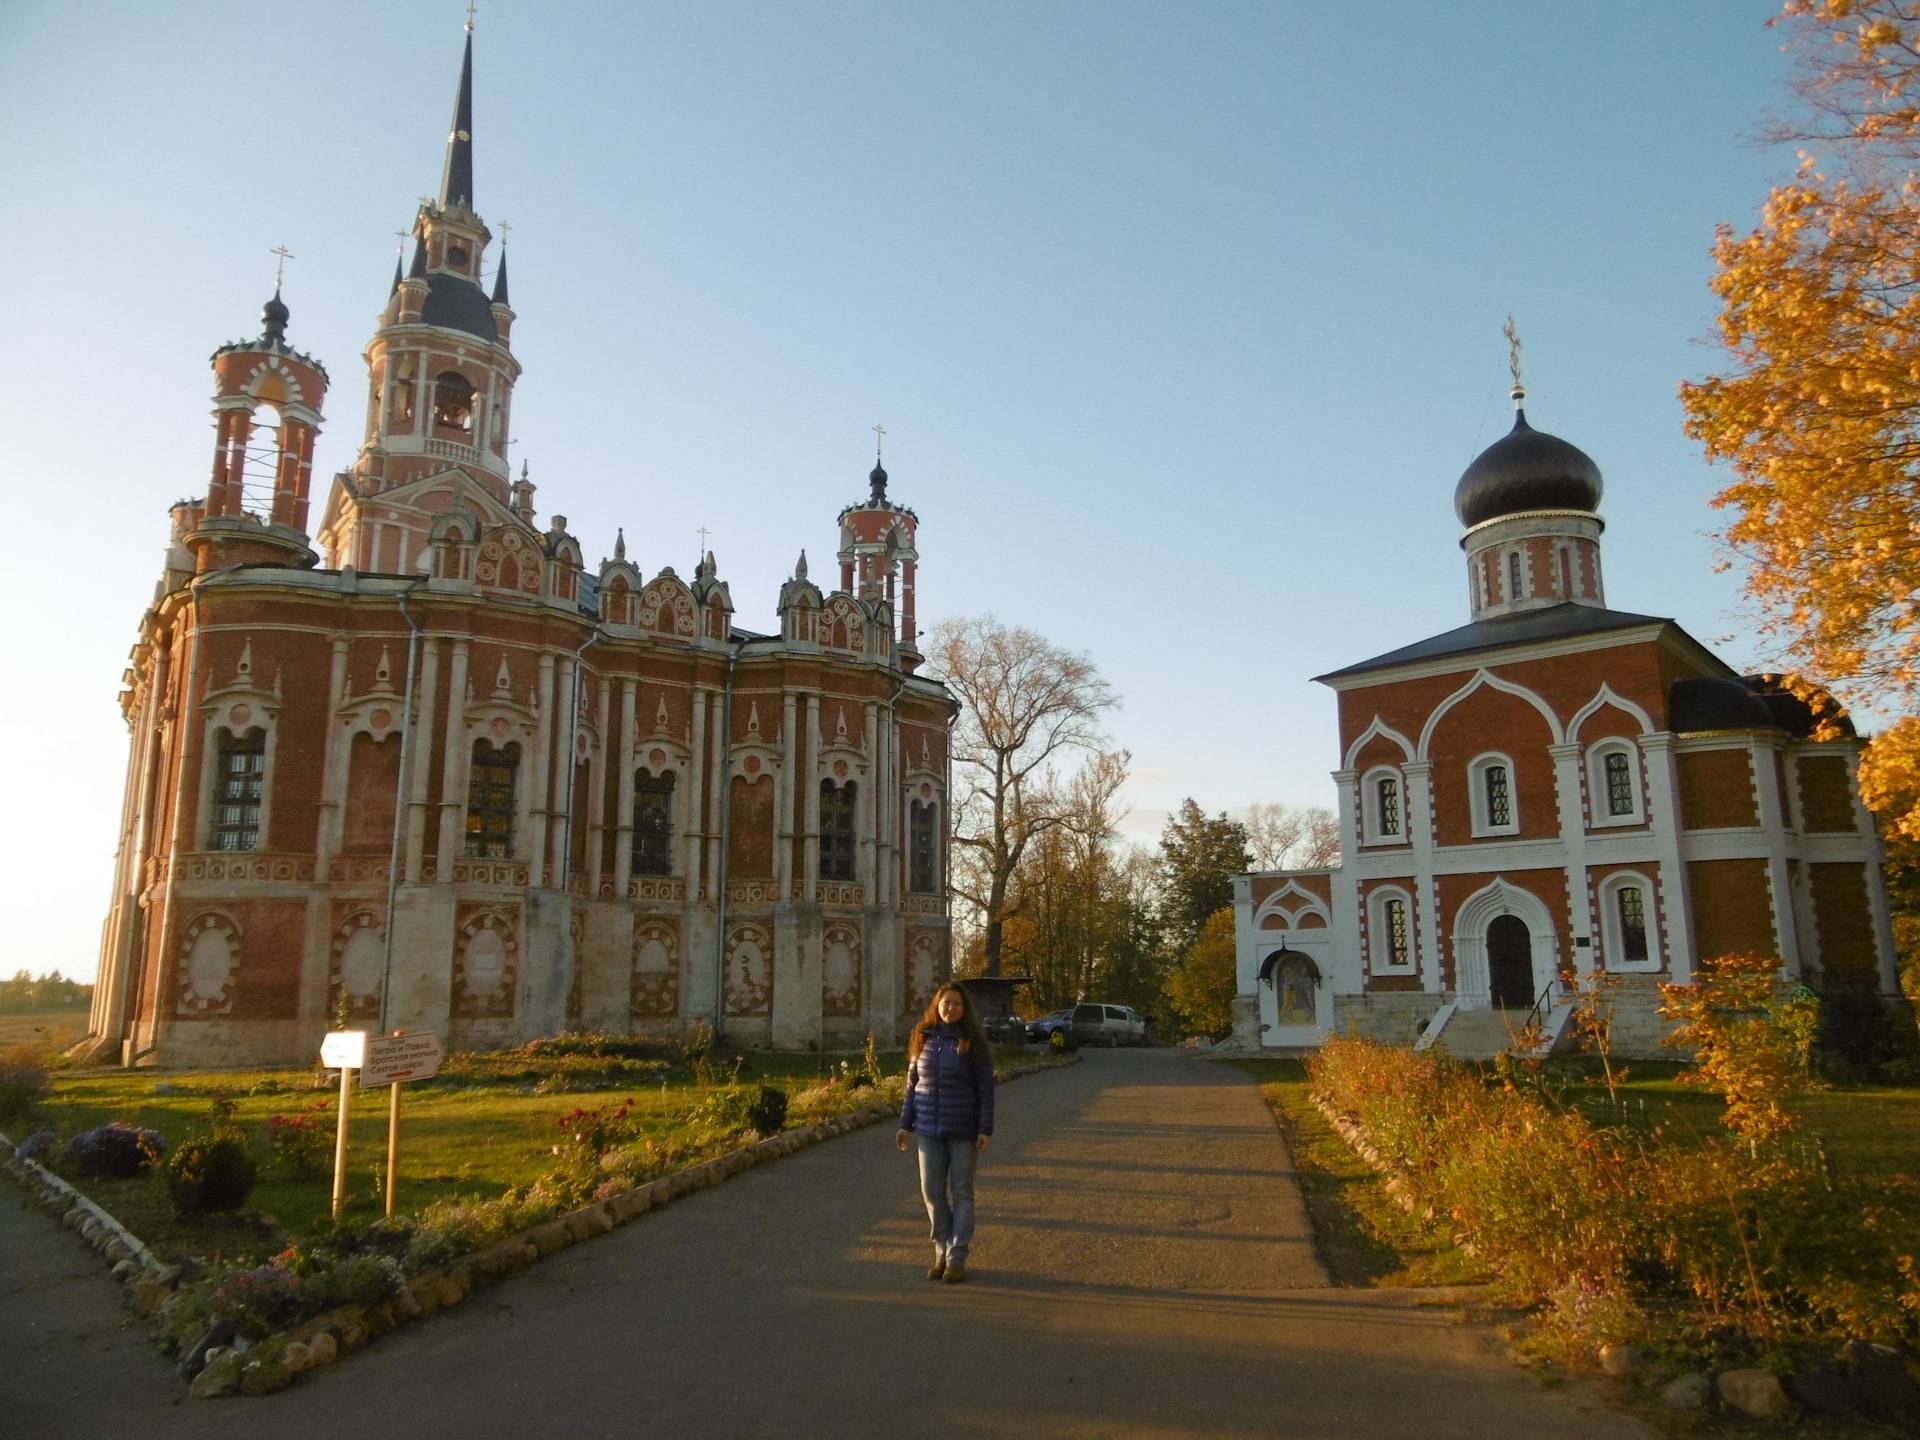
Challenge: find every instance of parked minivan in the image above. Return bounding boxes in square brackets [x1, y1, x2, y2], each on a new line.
[1070, 1003, 1147, 1047]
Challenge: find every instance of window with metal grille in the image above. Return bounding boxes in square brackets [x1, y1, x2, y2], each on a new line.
[1375, 776, 1400, 837]
[633, 769, 675, 876]
[1604, 750, 1635, 817]
[1385, 896, 1410, 967]
[820, 780, 857, 881]
[1617, 885, 1648, 962]
[465, 740, 520, 858]
[909, 800, 937, 894]
[1507, 551, 1523, 600]
[1485, 764, 1512, 827]
[210, 730, 265, 851]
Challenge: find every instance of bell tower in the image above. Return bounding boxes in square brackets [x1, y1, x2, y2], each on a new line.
[836, 430, 923, 669]
[186, 289, 330, 572]
[318, 27, 525, 573]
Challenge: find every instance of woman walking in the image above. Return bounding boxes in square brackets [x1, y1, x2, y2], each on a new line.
[896, 982, 995, 1283]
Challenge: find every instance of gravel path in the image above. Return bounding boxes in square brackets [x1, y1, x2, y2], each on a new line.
[1, 1049, 1656, 1439]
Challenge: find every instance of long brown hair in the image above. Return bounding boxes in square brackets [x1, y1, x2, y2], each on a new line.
[908, 982, 992, 1060]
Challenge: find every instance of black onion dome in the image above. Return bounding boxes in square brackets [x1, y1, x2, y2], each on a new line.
[261, 290, 290, 344]
[418, 272, 499, 342]
[869, 461, 888, 505]
[1454, 409, 1603, 528]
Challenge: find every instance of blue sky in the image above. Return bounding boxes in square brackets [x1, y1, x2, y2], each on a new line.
[0, 2, 1796, 979]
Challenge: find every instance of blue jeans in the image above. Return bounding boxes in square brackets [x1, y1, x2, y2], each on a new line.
[915, 1135, 978, 1266]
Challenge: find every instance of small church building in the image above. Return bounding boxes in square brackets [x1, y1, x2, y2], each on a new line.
[1230, 386, 1901, 1058]
[78, 35, 956, 1069]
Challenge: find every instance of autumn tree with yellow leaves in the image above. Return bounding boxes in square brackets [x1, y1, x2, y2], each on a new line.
[1682, 6, 1920, 995]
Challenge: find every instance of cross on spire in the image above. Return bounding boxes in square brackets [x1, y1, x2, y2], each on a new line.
[270, 245, 294, 288]
[498, 219, 511, 246]
[872, 422, 886, 460]
[1504, 314, 1525, 407]
[697, 526, 711, 553]
[465, 0, 476, 32]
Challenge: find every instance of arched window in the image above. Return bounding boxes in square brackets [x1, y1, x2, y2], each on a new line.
[1361, 767, 1404, 845]
[1586, 741, 1644, 827]
[1366, 885, 1416, 973]
[632, 768, 675, 876]
[909, 799, 937, 894]
[210, 729, 266, 851]
[433, 371, 476, 434]
[1469, 753, 1521, 837]
[1598, 871, 1660, 971]
[465, 740, 519, 858]
[1507, 551, 1523, 601]
[820, 779, 857, 881]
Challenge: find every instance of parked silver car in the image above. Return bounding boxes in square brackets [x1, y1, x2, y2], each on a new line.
[1070, 1002, 1147, 1047]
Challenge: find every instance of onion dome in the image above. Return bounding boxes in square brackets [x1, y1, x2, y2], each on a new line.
[869, 460, 888, 505]
[1454, 406, 1603, 529]
[261, 290, 290, 345]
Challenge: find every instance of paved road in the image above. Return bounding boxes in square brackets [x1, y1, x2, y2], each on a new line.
[5, 1050, 1654, 1439]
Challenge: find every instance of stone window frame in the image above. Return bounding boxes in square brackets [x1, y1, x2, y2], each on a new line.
[1467, 751, 1522, 839]
[908, 798, 939, 894]
[1365, 883, 1418, 975]
[195, 701, 280, 853]
[1359, 765, 1409, 847]
[1597, 869, 1661, 973]
[819, 778, 858, 881]
[631, 766, 677, 877]
[465, 738, 522, 859]
[1586, 738, 1646, 828]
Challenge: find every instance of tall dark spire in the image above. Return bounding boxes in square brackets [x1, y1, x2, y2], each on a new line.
[408, 237, 428, 278]
[439, 33, 475, 208]
[389, 254, 403, 297]
[491, 246, 510, 305]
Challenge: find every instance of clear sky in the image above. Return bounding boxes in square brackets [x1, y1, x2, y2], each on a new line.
[0, 2, 1796, 980]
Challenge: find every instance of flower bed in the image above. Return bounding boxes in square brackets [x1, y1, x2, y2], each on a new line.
[2, 1049, 1077, 1400]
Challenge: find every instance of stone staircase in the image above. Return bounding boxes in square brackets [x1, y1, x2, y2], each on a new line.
[1427, 998, 1577, 1060]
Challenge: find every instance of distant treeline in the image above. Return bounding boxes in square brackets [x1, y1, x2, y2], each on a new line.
[0, 970, 92, 1013]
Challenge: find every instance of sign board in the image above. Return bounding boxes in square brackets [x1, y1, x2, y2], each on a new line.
[359, 1031, 444, 1087]
[320, 1030, 367, 1069]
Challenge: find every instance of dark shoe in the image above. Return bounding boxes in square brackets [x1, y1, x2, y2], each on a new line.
[926, 1263, 946, 1281]
[942, 1264, 968, 1284]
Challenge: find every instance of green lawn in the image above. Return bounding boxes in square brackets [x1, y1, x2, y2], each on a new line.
[1224, 1058, 1488, 1288]
[14, 1044, 1054, 1265]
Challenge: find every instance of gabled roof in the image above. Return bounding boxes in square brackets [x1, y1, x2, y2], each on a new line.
[1313, 602, 1713, 684]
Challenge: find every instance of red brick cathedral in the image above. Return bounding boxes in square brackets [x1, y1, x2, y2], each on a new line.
[1231, 384, 1901, 1058]
[80, 36, 956, 1068]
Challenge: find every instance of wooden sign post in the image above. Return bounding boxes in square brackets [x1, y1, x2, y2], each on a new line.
[358, 1031, 445, 1218]
[319, 1030, 367, 1220]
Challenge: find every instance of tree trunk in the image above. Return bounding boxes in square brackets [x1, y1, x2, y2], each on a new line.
[984, 915, 1002, 977]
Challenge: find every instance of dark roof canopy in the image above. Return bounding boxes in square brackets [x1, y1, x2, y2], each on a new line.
[1454, 410, 1604, 528]
[1315, 603, 1670, 683]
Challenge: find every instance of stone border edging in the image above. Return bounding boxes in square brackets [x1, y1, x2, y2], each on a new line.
[1308, 1092, 1436, 1223]
[0, 1128, 183, 1313]
[6, 1052, 1081, 1399]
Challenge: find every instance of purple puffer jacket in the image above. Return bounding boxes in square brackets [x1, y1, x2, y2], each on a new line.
[899, 1025, 995, 1139]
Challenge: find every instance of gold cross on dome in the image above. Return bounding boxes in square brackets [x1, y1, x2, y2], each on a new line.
[270, 245, 294, 287]
[498, 219, 512, 247]
[872, 422, 885, 460]
[394, 227, 410, 255]
[1504, 314, 1524, 392]
[697, 526, 711, 553]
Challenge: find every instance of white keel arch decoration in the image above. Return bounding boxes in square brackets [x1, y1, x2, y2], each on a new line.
[1450, 878, 1562, 1012]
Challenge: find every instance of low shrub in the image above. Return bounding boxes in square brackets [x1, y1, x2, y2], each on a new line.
[1815, 990, 1920, 1082]
[66, 1122, 165, 1179]
[520, 1032, 669, 1062]
[1311, 1030, 1920, 1353]
[14, 1129, 55, 1161]
[0, 1046, 50, 1122]
[266, 1101, 333, 1181]
[408, 1187, 559, 1271]
[206, 1263, 310, 1340]
[166, 1131, 259, 1217]
[746, 1083, 789, 1137]
[302, 1251, 405, 1310]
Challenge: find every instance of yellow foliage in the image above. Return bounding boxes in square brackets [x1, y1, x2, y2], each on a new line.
[1165, 909, 1238, 1039]
[1660, 952, 1820, 1150]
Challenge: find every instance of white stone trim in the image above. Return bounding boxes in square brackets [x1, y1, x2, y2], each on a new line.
[1343, 714, 1416, 771]
[1449, 877, 1561, 1011]
[1586, 738, 1646, 828]
[1416, 667, 1566, 758]
[1467, 750, 1523, 838]
[1365, 883, 1418, 975]
[1358, 765, 1410, 847]
[1595, 868, 1661, 973]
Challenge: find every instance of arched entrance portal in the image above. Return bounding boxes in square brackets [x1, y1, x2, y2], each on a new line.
[1487, 915, 1534, 1009]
